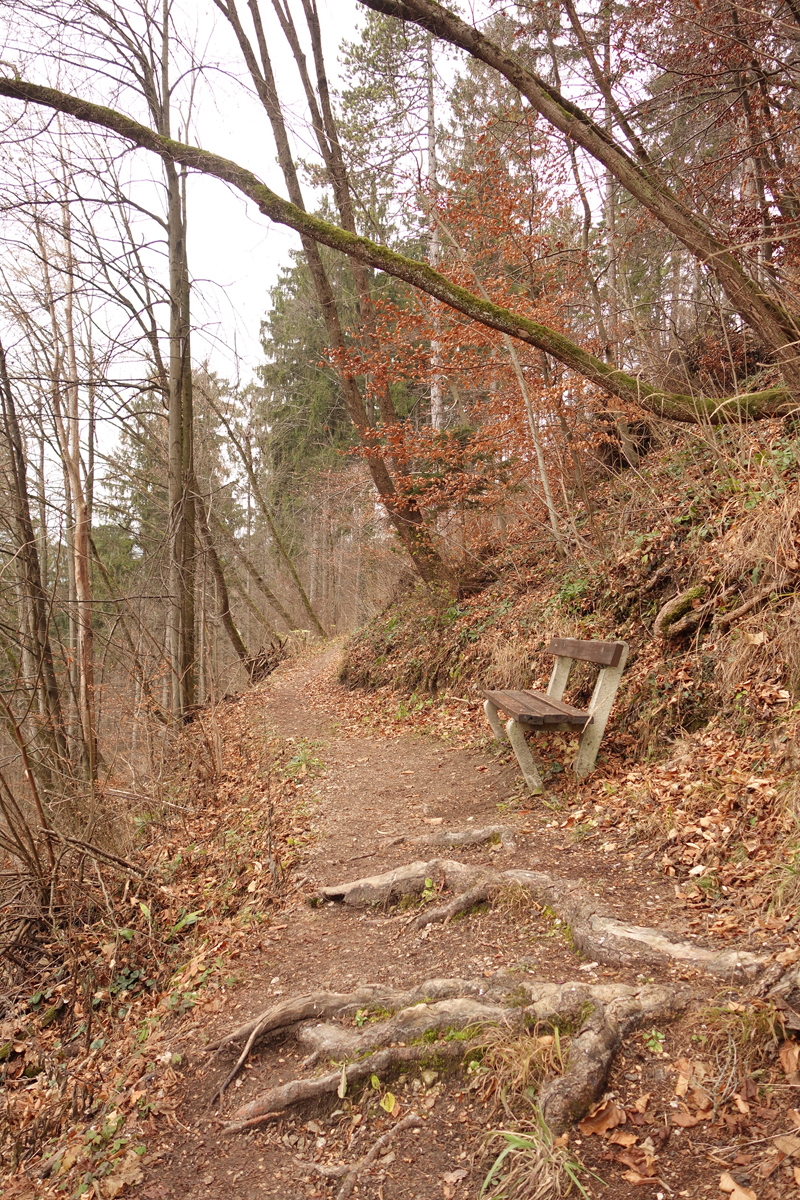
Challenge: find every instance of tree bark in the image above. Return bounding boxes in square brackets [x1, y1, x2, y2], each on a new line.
[0, 78, 795, 425]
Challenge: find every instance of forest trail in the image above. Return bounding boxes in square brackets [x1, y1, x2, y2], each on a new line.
[135, 647, 794, 1200]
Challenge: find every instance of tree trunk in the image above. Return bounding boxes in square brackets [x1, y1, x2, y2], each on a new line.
[209, 512, 295, 630]
[1, 77, 795, 424]
[0, 340, 69, 787]
[195, 490, 251, 674]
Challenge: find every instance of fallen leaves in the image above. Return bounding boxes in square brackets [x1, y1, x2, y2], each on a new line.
[780, 1040, 800, 1075]
[773, 1133, 800, 1158]
[719, 1171, 757, 1200]
[670, 1111, 701, 1128]
[578, 1098, 627, 1135]
[609, 1130, 638, 1147]
[104, 1149, 145, 1197]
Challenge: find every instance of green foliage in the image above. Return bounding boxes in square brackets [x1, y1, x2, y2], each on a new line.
[644, 1027, 666, 1055]
[283, 738, 325, 778]
[257, 249, 358, 488]
[338, 11, 431, 242]
[481, 1110, 595, 1200]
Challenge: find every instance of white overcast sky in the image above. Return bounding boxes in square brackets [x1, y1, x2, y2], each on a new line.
[185, 0, 370, 383]
[183, 0, 488, 384]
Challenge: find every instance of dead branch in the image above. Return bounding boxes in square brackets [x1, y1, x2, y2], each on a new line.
[414, 882, 497, 930]
[715, 583, 776, 630]
[43, 831, 166, 890]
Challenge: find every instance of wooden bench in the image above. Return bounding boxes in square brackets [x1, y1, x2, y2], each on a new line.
[483, 637, 629, 793]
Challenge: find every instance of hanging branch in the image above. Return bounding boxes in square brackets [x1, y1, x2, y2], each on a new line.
[0, 78, 793, 423]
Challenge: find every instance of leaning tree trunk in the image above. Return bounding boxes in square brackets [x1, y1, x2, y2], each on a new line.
[0, 79, 796, 425]
[216, 0, 450, 587]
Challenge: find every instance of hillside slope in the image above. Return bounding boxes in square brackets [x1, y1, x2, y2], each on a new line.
[341, 424, 800, 915]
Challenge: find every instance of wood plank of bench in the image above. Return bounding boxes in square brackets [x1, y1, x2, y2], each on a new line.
[523, 689, 591, 720]
[518, 689, 590, 729]
[547, 637, 625, 667]
[482, 688, 589, 729]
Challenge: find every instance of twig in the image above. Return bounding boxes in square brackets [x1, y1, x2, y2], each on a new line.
[335, 1113, 422, 1200]
[715, 583, 776, 630]
[43, 831, 164, 888]
[211, 1008, 279, 1103]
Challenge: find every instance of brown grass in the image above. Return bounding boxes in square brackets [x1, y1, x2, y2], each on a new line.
[717, 486, 800, 695]
[473, 1024, 568, 1117]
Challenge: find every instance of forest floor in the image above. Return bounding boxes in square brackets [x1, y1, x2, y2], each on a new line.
[5, 429, 800, 1200]
[52, 641, 798, 1200]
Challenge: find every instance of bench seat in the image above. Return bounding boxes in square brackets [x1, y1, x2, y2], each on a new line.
[482, 637, 628, 793]
[482, 688, 591, 729]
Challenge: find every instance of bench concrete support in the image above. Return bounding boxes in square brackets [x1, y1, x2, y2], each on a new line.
[547, 654, 572, 703]
[483, 699, 507, 742]
[505, 718, 544, 794]
[573, 644, 630, 779]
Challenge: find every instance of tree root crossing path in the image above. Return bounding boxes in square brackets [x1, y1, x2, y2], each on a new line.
[143, 649, 798, 1200]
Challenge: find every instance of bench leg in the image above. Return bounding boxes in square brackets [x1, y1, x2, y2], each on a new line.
[483, 699, 507, 742]
[506, 718, 544, 794]
[573, 646, 629, 780]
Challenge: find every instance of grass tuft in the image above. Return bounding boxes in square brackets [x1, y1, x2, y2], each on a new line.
[481, 1107, 596, 1199]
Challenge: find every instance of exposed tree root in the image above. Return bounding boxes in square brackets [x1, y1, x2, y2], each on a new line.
[406, 825, 516, 851]
[316, 857, 768, 981]
[207, 978, 498, 1091]
[538, 983, 685, 1133]
[317, 858, 496, 907]
[504, 869, 767, 981]
[335, 1112, 423, 1200]
[214, 978, 689, 1139]
[654, 585, 710, 639]
[297, 996, 509, 1066]
[205, 831, 757, 1141]
[221, 1042, 465, 1133]
[414, 882, 497, 930]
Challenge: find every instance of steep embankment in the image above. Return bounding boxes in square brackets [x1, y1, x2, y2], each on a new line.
[341, 426, 800, 920]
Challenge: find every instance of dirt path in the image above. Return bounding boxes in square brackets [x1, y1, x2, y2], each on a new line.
[135, 648, 795, 1200]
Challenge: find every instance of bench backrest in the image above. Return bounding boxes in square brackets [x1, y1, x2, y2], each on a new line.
[547, 637, 626, 668]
